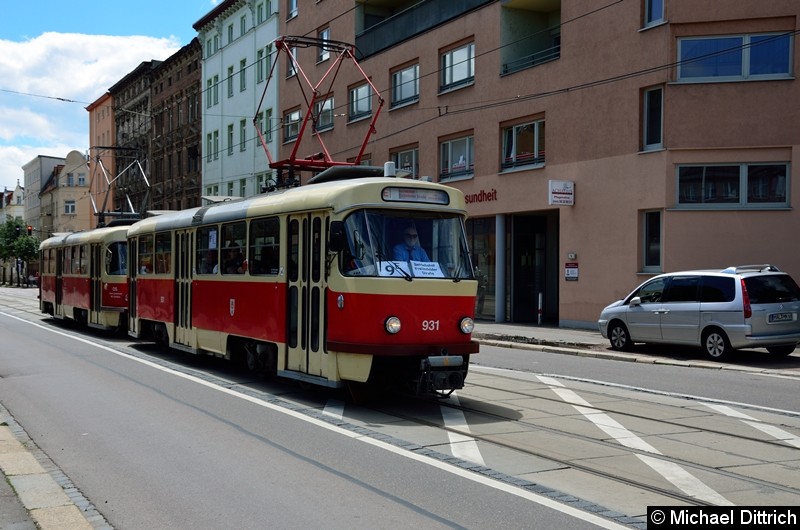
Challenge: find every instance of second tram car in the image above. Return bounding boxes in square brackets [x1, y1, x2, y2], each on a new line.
[126, 167, 478, 394]
[39, 225, 129, 330]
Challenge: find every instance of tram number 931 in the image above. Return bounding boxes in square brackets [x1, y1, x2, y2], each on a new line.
[422, 320, 440, 331]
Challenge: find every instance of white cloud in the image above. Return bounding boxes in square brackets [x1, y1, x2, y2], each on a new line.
[0, 32, 181, 191]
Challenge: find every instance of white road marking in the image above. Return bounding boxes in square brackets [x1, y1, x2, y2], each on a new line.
[536, 375, 733, 506]
[4, 313, 628, 529]
[703, 403, 800, 448]
[441, 393, 485, 466]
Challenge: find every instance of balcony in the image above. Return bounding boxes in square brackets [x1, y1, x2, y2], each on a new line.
[355, 0, 494, 58]
[500, 0, 561, 75]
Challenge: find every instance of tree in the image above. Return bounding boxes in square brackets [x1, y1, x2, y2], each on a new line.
[0, 218, 40, 285]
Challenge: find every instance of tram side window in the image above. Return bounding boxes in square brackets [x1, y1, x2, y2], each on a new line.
[155, 233, 172, 274]
[70, 246, 80, 274]
[249, 218, 280, 275]
[138, 235, 154, 274]
[63, 248, 71, 275]
[221, 222, 246, 275]
[196, 226, 219, 274]
[78, 245, 88, 274]
[106, 242, 127, 276]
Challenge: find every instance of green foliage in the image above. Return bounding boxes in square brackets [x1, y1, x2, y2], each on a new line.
[0, 218, 39, 263]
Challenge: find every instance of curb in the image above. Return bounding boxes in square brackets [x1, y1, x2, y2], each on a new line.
[0, 404, 111, 530]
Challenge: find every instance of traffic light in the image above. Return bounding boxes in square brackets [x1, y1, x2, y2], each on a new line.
[27, 225, 32, 236]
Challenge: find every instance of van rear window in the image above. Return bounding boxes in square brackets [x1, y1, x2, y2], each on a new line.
[699, 276, 735, 302]
[744, 275, 800, 304]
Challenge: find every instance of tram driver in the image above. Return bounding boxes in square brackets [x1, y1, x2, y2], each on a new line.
[392, 225, 430, 262]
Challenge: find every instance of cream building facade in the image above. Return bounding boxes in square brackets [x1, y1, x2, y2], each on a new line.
[39, 150, 92, 236]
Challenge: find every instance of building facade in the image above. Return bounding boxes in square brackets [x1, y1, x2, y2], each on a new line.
[109, 61, 162, 215]
[151, 38, 204, 212]
[22, 155, 64, 235]
[86, 92, 116, 228]
[278, 0, 800, 327]
[193, 0, 280, 199]
[39, 150, 92, 236]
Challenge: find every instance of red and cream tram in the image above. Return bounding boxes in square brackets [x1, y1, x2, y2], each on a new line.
[126, 167, 479, 394]
[39, 225, 129, 330]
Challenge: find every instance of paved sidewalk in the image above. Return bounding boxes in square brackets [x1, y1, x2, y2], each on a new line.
[0, 404, 107, 530]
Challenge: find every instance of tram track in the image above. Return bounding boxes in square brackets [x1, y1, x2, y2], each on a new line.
[359, 374, 800, 511]
[4, 287, 799, 520]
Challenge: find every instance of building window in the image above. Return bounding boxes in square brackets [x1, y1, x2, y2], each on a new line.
[501, 120, 545, 170]
[206, 133, 213, 162]
[441, 42, 474, 92]
[213, 35, 220, 53]
[284, 109, 301, 141]
[227, 182, 234, 196]
[643, 0, 664, 27]
[287, 0, 297, 20]
[206, 78, 213, 108]
[264, 108, 273, 143]
[287, 46, 297, 77]
[227, 24, 234, 45]
[213, 75, 219, 105]
[257, 48, 266, 83]
[240, 15, 247, 36]
[257, 3, 265, 24]
[348, 84, 371, 121]
[678, 33, 792, 82]
[227, 124, 234, 155]
[227, 66, 234, 98]
[392, 147, 419, 178]
[642, 86, 663, 151]
[240, 119, 247, 151]
[391, 63, 419, 108]
[315, 97, 334, 132]
[66, 173, 74, 186]
[213, 130, 219, 160]
[318, 28, 330, 62]
[206, 39, 212, 58]
[677, 163, 789, 208]
[240, 59, 247, 92]
[643, 210, 662, 272]
[64, 200, 76, 215]
[440, 135, 474, 181]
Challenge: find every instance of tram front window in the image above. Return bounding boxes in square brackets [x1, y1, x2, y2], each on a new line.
[340, 210, 474, 280]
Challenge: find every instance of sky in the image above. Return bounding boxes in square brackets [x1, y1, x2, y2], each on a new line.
[0, 0, 221, 193]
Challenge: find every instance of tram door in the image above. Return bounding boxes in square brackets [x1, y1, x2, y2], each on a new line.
[55, 248, 64, 317]
[88, 243, 102, 325]
[174, 230, 193, 346]
[285, 213, 327, 379]
[128, 238, 139, 335]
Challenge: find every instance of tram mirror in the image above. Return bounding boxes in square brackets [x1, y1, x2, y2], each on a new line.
[328, 221, 345, 253]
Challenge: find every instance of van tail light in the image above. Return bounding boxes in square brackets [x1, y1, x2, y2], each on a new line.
[741, 279, 752, 319]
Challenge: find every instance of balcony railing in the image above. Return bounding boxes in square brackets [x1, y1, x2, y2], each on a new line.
[502, 45, 560, 75]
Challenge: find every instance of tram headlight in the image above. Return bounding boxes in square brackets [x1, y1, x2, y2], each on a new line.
[459, 317, 474, 334]
[385, 316, 401, 334]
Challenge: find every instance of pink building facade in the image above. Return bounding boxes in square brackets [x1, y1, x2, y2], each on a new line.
[277, 0, 799, 327]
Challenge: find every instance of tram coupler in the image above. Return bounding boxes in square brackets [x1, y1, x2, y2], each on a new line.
[417, 355, 465, 396]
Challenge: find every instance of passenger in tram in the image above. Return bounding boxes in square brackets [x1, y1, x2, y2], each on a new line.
[224, 244, 245, 274]
[392, 225, 430, 262]
[199, 249, 218, 274]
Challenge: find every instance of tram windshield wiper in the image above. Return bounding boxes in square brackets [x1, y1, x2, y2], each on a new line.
[375, 251, 412, 281]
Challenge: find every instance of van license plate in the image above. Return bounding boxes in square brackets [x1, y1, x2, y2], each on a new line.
[769, 312, 794, 323]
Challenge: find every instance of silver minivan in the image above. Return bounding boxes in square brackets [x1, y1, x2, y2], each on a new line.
[598, 265, 800, 360]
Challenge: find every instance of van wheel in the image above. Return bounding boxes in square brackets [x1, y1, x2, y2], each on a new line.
[766, 345, 796, 356]
[608, 322, 632, 351]
[703, 328, 731, 361]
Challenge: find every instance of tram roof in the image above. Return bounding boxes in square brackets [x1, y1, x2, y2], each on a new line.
[126, 176, 466, 236]
[38, 224, 130, 250]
